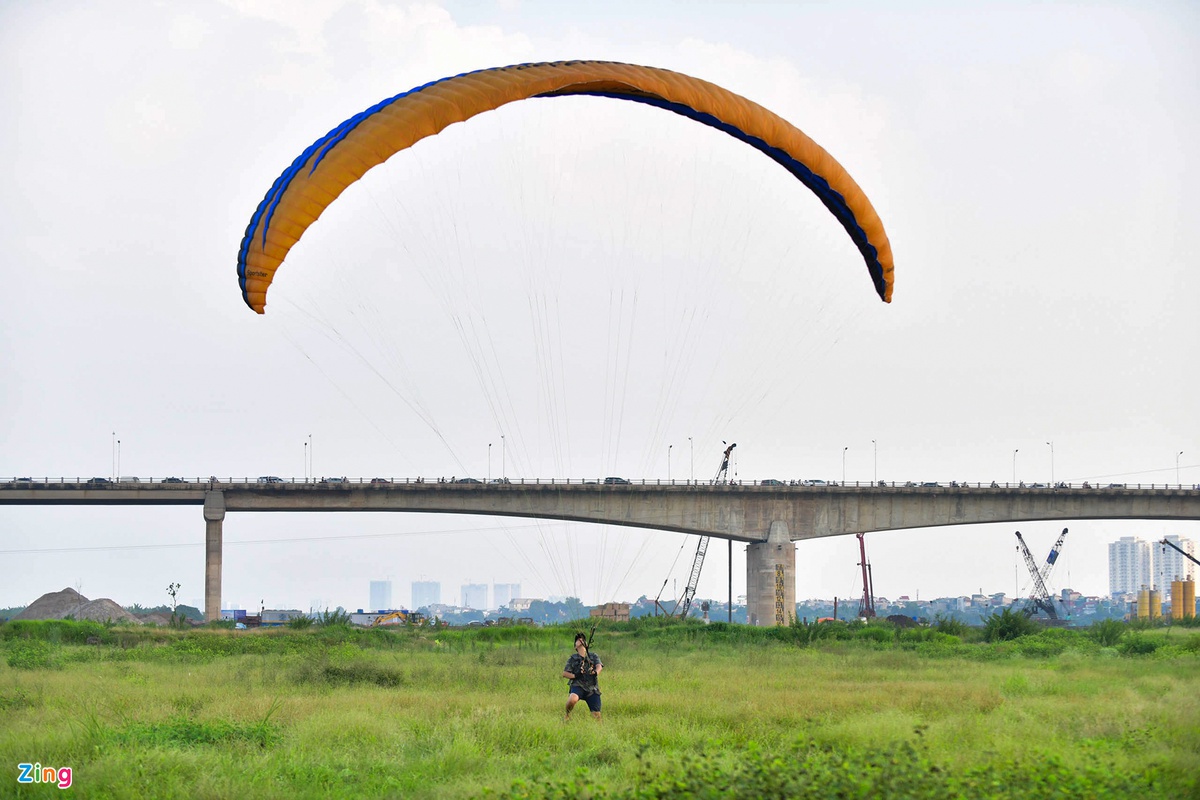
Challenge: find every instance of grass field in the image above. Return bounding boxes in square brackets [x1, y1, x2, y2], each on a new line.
[1, 617, 1198, 798]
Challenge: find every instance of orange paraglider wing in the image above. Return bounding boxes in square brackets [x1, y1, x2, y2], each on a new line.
[238, 61, 894, 313]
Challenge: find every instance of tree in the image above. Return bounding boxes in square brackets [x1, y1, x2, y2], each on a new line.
[166, 582, 182, 628]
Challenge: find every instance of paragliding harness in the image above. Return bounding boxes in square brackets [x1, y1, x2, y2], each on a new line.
[568, 626, 599, 697]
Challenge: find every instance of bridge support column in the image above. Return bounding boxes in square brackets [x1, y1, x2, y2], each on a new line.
[746, 521, 795, 626]
[203, 491, 225, 623]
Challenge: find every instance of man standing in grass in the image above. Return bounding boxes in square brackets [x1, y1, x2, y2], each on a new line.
[562, 631, 603, 721]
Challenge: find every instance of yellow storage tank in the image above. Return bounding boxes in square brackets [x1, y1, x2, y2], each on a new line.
[1148, 589, 1161, 619]
[1185, 579, 1196, 620]
[1171, 580, 1185, 620]
[1137, 588, 1150, 619]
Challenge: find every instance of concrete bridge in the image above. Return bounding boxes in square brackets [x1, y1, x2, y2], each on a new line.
[4, 477, 1199, 625]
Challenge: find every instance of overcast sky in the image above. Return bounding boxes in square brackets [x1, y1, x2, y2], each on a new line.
[2, 1, 1197, 613]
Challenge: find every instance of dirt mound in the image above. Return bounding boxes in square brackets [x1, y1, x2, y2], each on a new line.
[75, 599, 140, 624]
[13, 587, 89, 620]
[135, 613, 173, 626]
[13, 588, 142, 624]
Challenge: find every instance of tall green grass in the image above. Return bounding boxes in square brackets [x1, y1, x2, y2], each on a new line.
[0, 619, 1196, 798]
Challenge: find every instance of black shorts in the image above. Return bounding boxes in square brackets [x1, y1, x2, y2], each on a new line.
[568, 686, 602, 712]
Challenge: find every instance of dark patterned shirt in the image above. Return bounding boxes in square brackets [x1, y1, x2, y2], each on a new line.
[564, 652, 602, 695]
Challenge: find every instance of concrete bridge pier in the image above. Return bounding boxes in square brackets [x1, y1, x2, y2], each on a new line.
[746, 521, 796, 626]
[203, 491, 225, 622]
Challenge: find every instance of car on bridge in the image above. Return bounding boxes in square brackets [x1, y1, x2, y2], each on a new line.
[160, 477, 187, 484]
[370, 478, 392, 484]
[257, 476, 284, 484]
[603, 477, 631, 485]
[86, 477, 112, 485]
[453, 478, 483, 484]
[760, 479, 785, 486]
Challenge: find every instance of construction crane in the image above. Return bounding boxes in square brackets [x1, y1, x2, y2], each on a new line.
[672, 442, 736, 619]
[1160, 538, 1200, 568]
[1013, 528, 1069, 619]
[856, 533, 876, 619]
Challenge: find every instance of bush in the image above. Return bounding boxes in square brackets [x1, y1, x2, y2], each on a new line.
[855, 625, 894, 644]
[317, 608, 352, 627]
[287, 615, 314, 629]
[1089, 618, 1126, 647]
[0, 619, 110, 644]
[982, 608, 1041, 642]
[1119, 634, 1159, 656]
[6, 639, 61, 670]
[933, 613, 970, 637]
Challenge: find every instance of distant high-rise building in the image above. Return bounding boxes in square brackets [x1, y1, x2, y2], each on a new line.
[1108, 537, 1153, 596]
[461, 583, 488, 610]
[369, 580, 392, 612]
[412, 581, 441, 609]
[493, 583, 521, 610]
[1157, 535, 1196, 584]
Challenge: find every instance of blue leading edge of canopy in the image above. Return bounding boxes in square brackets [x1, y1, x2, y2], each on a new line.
[563, 91, 886, 301]
[237, 67, 485, 302]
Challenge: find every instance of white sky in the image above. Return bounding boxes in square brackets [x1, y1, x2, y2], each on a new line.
[2, 0, 1197, 612]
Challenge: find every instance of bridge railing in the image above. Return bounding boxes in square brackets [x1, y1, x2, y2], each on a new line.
[3, 477, 1198, 491]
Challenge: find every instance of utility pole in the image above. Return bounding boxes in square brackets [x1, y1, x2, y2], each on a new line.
[842, 446, 848, 485]
[668, 444, 673, 482]
[1012, 449, 1018, 484]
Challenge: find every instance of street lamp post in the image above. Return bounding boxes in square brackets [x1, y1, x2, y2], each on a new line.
[1178, 451, 1184, 487]
[688, 437, 694, 484]
[1046, 441, 1054, 485]
[304, 442, 308, 482]
[111, 432, 116, 481]
[1012, 449, 1018, 484]
[668, 444, 673, 482]
[117, 439, 121, 479]
[842, 446, 848, 485]
[501, 434, 505, 479]
[488, 443, 492, 482]
[872, 439, 877, 484]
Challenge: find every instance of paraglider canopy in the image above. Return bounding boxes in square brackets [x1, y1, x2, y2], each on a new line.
[238, 60, 894, 313]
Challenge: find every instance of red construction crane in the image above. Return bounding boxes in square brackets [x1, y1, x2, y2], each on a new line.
[856, 533, 876, 619]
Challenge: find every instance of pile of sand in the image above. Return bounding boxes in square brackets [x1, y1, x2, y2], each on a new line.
[13, 587, 89, 620]
[75, 599, 140, 624]
[13, 588, 141, 624]
[135, 612, 173, 626]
